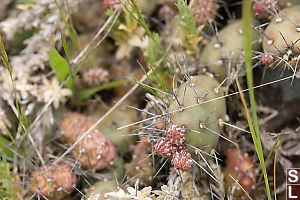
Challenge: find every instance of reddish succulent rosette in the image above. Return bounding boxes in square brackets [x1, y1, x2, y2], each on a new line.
[153, 124, 193, 171]
[166, 124, 185, 146]
[261, 53, 273, 65]
[103, 0, 121, 10]
[154, 138, 174, 158]
[253, 0, 278, 18]
[171, 147, 193, 171]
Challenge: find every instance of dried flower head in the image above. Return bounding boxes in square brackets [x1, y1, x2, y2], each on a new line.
[127, 186, 154, 200]
[153, 184, 180, 200]
[37, 76, 72, 109]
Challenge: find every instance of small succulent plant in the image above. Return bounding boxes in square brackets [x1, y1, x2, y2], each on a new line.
[192, 0, 219, 25]
[85, 179, 118, 199]
[30, 163, 77, 200]
[59, 112, 97, 144]
[59, 112, 116, 170]
[73, 129, 116, 170]
[223, 148, 256, 197]
[253, 0, 278, 19]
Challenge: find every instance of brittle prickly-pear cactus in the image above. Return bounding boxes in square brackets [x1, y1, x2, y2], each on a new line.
[30, 163, 77, 200]
[168, 75, 226, 153]
[125, 140, 155, 185]
[200, 20, 260, 81]
[85, 179, 118, 200]
[278, 0, 300, 7]
[97, 105, 138, 150]
[59, 112, 97, 144]
[223, 148, 256, 197]
[262, 5, 300, 67]
[73, 129, 116, 170]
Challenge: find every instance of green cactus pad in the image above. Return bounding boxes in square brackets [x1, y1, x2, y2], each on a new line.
[263, 6, 300, 55]
[200, 20, 260, 81]
[169, 75, 226, 153]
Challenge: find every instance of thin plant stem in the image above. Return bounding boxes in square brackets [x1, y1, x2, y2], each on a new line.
[242, 0, 272, 199]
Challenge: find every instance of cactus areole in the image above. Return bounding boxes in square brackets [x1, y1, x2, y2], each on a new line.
[169, 75, 226, 153]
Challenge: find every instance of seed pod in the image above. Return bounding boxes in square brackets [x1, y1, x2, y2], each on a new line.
[30, 163, 77, 200]
[223, 148, 256, 197]
[72, 130, 116, 170]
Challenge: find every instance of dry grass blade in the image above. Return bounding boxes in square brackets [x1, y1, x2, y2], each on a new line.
[228, 174, 252, 200]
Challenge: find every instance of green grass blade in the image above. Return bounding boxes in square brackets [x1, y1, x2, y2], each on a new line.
[61, 33, 71, 62]
[242, 0, 272, 199]
[54, 0, 78, 50]
[76, 80, 129, 102]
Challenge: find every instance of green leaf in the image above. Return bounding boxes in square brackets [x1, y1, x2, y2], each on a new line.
[0, 157, 19, 199]
[176, 0, 197, 36]
[49, 44, 74, 92]
[76, 80, 129, 102]
[0, 136, 14, 159]
[20, 107, 29, 130]
[61, 33, 71, 62]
